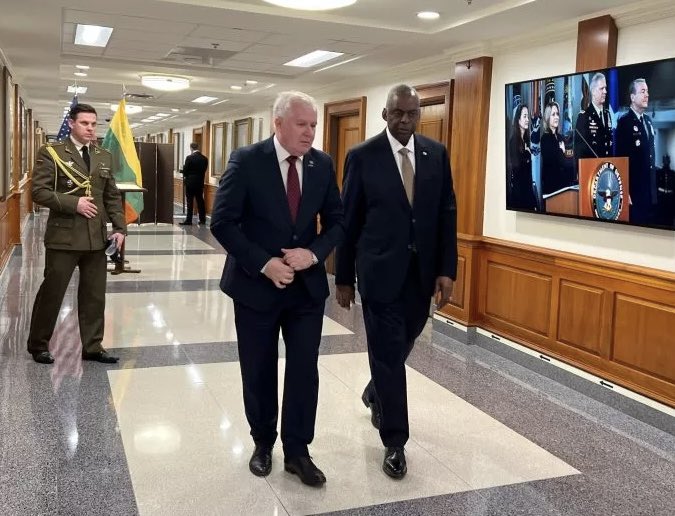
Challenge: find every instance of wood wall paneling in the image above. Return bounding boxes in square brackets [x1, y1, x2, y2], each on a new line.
[450, 58, 492, 237]
[483, 259, 552, 336]
[556, 280, 605, 356]
[613, 294, 675, 383]
[576, 15, 618, 72]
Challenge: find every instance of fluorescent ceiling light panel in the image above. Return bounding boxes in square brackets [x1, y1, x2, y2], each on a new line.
[155, 113, 170, 117]
[74, 72, 87, 77]
[67, 85, 87, 94]
[129, 123, 142, 129]
[141, 75, 190, 92]
[171, 108, 180, 112]
[417, 11, 440, 20]
[245, 80, 258, 85]
[74, 24, 113, 47]
[110, 103, 142, 115]
[141, 118, 155, 123]
[263, 0, 356, 10]
[230, 85, 242, 90]
[212, 99, 229, 106]
[191, 96, 218, 104]
[284, 50, 343, 68]
[75, 65, 90, 70]
[314, 55, 363, 72]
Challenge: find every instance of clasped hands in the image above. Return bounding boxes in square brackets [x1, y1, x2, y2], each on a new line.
[263, 248, 314, 289]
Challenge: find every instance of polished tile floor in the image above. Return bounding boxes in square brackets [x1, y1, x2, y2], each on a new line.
[0, 212, 674, 515]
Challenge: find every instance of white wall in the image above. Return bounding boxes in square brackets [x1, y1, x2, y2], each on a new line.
[484, 16, 675, 273]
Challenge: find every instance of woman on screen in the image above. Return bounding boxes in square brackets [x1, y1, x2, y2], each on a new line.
[508, 104, 537, 210]
[540, 101, 572, 205]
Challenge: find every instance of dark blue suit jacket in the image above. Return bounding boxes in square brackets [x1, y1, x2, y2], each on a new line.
[210, 137, 344, 310]
[335, 131, 457, 303]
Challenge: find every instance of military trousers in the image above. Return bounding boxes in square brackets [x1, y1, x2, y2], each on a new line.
[27, 248, 107, 355]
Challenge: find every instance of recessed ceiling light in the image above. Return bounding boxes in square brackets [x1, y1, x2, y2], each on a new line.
[75, 65, 90, 70]
[156, 113, 170, 117]
[191, 96, 218, 104]
[74, 72, 87, 77]
[245, 80, 258, 85]
[185, 109, 197, 113]
[417, 11, 440, 20]
[141, 75, 190, 92]
[67, 85, 87, 94]
[230, 85, 243, 90]
[110, 103, 142, 115]
[285, 50, 344, 68]
[74, 24, 113, 47]
[141, 118, 155, 123]
[263, 0, 356, 9]
[129, 123, 142, 129]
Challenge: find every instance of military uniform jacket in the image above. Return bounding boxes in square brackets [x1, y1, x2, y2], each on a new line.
[574, 106, 613, 160]
[616, 109, 656, 217]
[32, 139, 126, 251]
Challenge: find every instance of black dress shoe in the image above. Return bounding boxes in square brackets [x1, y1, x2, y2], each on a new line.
[284, 456, 326, 486]
[82, 351, 119, 364]
[249, 445, 272, 477]
[383, 446, 407, 479]
[361, 389, 381, 429]
[31, 351, 55, 364]
[178, 221, 192, 226]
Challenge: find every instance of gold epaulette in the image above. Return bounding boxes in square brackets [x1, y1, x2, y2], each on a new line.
[45, 145, 92, 196]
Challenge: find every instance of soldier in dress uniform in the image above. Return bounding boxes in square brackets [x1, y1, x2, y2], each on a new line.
[574, 72, 614, 161]
[616, 78, 656, 225]
[27, 103, 126, 365]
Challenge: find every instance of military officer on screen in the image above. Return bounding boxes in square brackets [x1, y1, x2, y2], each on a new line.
[574, 72, 613, 161]
[615, 78, 656, 225]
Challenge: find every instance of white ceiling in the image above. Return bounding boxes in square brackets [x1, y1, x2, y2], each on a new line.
[0, 0, 662, 135]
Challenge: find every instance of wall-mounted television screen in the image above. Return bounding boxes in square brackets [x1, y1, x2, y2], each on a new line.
[505, 57, 675, 230]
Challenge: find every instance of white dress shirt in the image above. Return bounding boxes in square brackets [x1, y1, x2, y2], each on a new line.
[70, 135, 91, 161]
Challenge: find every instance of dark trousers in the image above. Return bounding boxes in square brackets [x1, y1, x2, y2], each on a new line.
[185, 185, 206, 223]
[361, 257, 430, 447]
[233, 283, 324, 458]
[27, 248, 107, 355]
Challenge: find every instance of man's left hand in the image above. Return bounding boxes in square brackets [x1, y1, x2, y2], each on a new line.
[110, 232, 125, 247]
[281, 248, 315, 271]
[434, 276, 454, 308]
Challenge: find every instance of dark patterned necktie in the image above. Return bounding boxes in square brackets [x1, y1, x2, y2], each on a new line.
[286, 155, 301, 223]
[82, 145, 91, 171]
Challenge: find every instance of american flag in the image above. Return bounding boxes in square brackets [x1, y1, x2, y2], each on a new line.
[57, 95, 78, 141]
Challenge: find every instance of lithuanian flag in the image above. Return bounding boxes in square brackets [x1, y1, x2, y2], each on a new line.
[102, 98, 143, 223]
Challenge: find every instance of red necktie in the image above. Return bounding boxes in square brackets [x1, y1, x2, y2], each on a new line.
[286, 155, 301, 223]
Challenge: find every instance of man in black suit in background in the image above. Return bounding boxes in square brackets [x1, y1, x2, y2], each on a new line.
[210, 91, 343, 486]
[180, 142, 208, 225]
[574, 72, 613, 162]
[335, 84, 457, 479]
[615, 78, 656, 225]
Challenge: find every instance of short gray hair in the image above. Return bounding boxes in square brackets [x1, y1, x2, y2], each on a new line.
[386, 84, 419, 109]
[629, 78, 647, 96]
[590, 72, 606, 92]
[272, 91, 318, 119]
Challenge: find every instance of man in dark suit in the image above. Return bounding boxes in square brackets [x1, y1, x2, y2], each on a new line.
[180, 142, 208, 225]
[27, 103, 126, 365]
[210, 91, 343, 486]
[335, 84, 457, 479]
[574, 72, 613, 163]
[615, 78, 656, 225]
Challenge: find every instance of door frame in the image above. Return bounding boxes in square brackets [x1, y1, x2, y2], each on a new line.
[323, 96, 367, 170]
[415, 81, 454, 151]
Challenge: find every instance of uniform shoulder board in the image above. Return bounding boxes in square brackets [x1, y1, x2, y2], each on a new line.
[94, 145, 111, 155]
[46, 141, 66, 148]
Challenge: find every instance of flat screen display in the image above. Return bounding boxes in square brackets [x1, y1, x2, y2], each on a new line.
[505, 57, 675, 230]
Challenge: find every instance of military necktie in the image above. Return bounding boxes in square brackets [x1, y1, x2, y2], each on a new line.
[82, 145, 91, 171]
[286, 155, 301, 223]
[398, 148, 415, 205]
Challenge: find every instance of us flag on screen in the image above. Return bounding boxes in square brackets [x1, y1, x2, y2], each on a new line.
[56, 95, 78, 141]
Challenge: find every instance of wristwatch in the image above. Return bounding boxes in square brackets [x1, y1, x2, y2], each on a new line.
[311, 253, 319, 266]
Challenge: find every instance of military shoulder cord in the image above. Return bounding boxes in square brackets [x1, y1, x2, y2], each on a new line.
[45, 146, 92, 196]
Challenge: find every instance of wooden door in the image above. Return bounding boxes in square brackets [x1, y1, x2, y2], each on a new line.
[419, 103, 445, 143]
[335, 114, 361, 189]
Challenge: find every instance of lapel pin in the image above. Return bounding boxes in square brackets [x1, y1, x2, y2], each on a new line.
[308, 160, 315, 168]
[422, 151, 428, 156]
